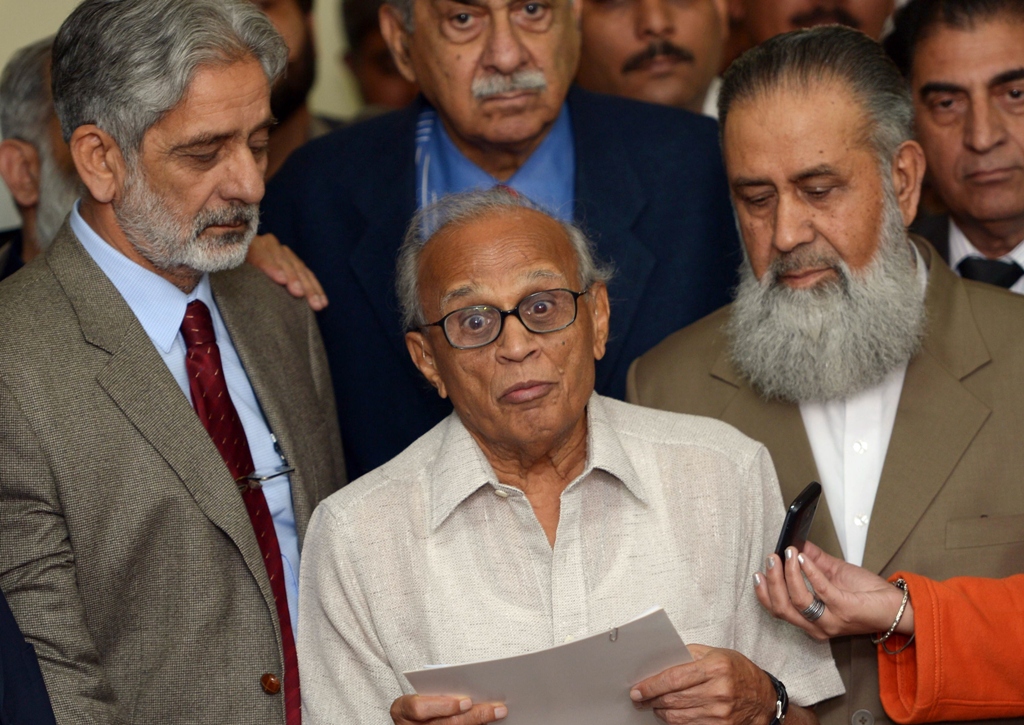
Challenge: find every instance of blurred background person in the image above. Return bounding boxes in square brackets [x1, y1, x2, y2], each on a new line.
[341, 0, 418, 114]
[756, 541, 1024, 724]
[722, 0, 904, 70]
[249, 0, 343, 177]
[575, 0, 729, 116]
[886, 0, 1024, 292]
[0, 36, 83, 279]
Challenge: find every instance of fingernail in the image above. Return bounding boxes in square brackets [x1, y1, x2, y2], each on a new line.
[766, 556, 774, 570]
[785, 548, 794, 560]
[494, 706, 508, 719]
[459, 699, 472, 712]
[797, 553, 806, 565]
[630, 688, 642, 701]
[753, 573, 762, 587]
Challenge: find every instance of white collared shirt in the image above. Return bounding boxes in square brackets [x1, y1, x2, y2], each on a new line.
[798, 245, 929, 566]
[948, 219, 1024, 295]
[69, 202, 302, 629]
[297, 395, 844, 723]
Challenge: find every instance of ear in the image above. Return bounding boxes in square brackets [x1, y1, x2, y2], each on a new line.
[70, 125, 128, 205]
[891, 139, 926, 228]
[405, 329, 449, 398]
[0, 139, 41, 208]
[379, 4, 418, 84]
[587, 281, 610, 362]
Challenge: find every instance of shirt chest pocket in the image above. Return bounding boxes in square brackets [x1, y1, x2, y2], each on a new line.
[946, 512, 1024, 549]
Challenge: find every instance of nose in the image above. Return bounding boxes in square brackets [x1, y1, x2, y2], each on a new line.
[481, 14, 530, 75]
[495, 313, 540, 363]
[636, 0, 673, 38]
[222, 143, 266, 206]
[772, 194, 816, 254]
[964, 97, 1007, 154]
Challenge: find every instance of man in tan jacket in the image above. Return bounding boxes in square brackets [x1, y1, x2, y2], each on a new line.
[0, 1, 345, 723]
[629, 26, 1024, 725]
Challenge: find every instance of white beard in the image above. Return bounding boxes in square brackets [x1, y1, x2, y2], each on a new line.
[726, 187, 927, 403]
[113, 164, 257, 274]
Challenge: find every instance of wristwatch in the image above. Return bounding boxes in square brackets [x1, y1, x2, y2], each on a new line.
[764, 671, 789, 725]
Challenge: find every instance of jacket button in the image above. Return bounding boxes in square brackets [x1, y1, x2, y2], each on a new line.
[261, 673, 282, 694]
[852, 709, 874, 725]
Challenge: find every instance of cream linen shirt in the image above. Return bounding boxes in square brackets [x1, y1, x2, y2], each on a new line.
[297, 395, 844, 723]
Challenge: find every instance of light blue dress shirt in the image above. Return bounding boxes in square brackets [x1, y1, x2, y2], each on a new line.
[415, 102, 575, 220]
[70, 202, 302, 631]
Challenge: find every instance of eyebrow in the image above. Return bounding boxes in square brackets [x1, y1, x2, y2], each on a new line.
[437, 271, 564, 311]
[432, 0, 488, 8]
[731, 165, 840, 189]
[169, 116, 276, 154]
[919, 81, 968, 99]
[991, 67, 1024, 87]
[790, 164, 841, 183]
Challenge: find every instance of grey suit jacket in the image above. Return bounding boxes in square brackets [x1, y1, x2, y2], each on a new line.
[627, 239, 1024, 725]
[0, 224, 346, 724]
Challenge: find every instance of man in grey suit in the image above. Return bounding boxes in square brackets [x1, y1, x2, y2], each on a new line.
[628, 26, 1024, 725]
[0, 1, 345, 723]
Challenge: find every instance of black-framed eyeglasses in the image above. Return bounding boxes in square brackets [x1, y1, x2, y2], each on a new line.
[423, 288, 589, 350]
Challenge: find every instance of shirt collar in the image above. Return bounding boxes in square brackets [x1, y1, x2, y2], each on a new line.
[425, 103, 575, 221]
[948, 218, 1024, 270]
[427, 393, 648, 532]
[70, 200, 213, 353]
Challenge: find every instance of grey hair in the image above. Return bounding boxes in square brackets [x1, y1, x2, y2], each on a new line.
[52, 0, 288, 160]
[0, 36, 55, 146]
[397, 188, 613, 331]
[719, 25, 913, 172]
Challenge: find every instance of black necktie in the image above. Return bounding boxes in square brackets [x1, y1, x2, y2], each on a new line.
[957, 257, 1024, 289]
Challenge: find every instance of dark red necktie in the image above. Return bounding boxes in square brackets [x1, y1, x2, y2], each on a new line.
[181, 300, 300, 725]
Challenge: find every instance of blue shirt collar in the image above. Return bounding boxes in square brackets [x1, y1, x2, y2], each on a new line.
[70, 200, 213, 353]
[416, 103, 575, 221]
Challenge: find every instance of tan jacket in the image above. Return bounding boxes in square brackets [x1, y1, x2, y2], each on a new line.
[0, 225, 346, 724]
[627, 239, 1024, 725]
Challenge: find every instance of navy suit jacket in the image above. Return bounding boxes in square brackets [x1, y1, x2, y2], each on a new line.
[262, 87, 741, 478]
[0, 588, 55, 725]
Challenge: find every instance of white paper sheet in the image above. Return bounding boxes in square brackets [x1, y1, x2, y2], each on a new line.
[403, 607, 692, 724]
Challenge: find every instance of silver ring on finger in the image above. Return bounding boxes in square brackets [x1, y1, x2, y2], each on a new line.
[800, 597, 826, 622]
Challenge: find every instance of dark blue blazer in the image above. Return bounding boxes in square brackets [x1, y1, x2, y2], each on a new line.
[262, 87, 741, 479]
[0, 588, 56, 725]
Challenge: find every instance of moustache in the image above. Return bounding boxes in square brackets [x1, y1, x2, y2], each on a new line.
[472, 70, 548, 99]
[765, 247, 847, 289]
[621, 40, 695, 74]
[789, 6, 861, 30]
[194, 204, 259, 241]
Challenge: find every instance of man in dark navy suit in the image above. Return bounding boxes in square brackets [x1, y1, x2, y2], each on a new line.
[261, 0, 741, 478]
[1, 588, 56, 725]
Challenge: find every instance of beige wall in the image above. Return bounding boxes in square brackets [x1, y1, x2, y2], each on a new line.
[0, 0, 364, 231]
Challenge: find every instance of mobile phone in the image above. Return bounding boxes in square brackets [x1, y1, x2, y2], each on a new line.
[774, 482, 822, 560]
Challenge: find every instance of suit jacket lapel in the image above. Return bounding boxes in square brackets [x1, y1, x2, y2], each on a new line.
[569, 88, 654, 391]
[47, 227, 275, 607]
[211, 270, 316, 543]
[863, 241, 990, 573]
[348, 104, 420, 364]
[709, 350, 844, 557]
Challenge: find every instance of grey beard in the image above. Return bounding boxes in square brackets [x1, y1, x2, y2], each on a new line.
[35, 140, 84, 249]
[114, 165, 257, 275]
[726, 192, 927, 403]
[472, 70, 547, 99]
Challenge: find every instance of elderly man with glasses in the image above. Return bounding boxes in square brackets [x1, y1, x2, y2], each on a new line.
[296, 188, 843, 725]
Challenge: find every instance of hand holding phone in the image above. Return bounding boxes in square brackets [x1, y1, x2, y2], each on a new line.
[774, 482, 822, 559]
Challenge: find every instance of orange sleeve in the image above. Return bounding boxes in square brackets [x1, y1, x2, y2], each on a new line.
[877, 572, 1024, 724]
